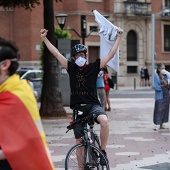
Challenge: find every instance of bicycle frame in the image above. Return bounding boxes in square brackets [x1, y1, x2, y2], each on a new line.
[83, 123, 95, 168]
[65, 114, 109, 169]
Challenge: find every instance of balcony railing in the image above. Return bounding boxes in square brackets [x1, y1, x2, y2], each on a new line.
[124, 1, 151, 16]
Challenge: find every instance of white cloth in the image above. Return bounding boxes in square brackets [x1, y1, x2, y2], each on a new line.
[161, 69, 170, 82]
[93, 10, 119, 72]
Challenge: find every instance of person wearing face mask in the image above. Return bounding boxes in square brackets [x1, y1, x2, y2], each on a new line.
[153, 63, 170, 131]
[40, 27, 123, 166]
[0, 37, 55, 170]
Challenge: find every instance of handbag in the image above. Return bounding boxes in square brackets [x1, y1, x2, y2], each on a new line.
[108, 77, 114, 89]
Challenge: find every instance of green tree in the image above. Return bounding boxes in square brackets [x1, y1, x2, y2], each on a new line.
[0, 0, 40, 9]
[55, 26, 71, 39]
[0, 0, 67, 117]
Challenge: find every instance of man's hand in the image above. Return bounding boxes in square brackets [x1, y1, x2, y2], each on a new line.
[40, 29, 48, 39]
[117, 27, 123, 37]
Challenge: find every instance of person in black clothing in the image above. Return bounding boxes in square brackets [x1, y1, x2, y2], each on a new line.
[140, 67, 145, 86]
[40, 27, 123, 165]
[144, 66, 150, 86]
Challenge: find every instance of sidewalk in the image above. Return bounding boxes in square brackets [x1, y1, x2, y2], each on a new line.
[115, 86, 153, 90]
[42, 89, 170, 170]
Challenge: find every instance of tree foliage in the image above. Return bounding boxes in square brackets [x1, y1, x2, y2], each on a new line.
[55, 26, 71, 39]
[0, 0, 40, 10]
[0, 0, 62, 10]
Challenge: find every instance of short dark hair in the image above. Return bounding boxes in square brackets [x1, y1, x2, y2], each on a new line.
[0, 37, 20, 75]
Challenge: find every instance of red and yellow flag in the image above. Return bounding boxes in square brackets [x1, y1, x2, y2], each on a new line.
[0, 74, 55, 170]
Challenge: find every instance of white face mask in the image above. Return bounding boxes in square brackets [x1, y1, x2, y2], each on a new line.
[160, 69, 166, 75]
[75, 56, 86, 67]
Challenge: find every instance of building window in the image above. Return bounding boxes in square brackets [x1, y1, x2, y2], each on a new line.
[127, 66, 137, 74]
[90, 26, 98, 32]
[165, 65, 170, 72]
[127, 30, 137, 61]
[164, 25, 170, 51]
[165, 0, 170, 8]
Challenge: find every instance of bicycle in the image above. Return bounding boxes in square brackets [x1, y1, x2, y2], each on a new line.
[65, 112, 110, 170]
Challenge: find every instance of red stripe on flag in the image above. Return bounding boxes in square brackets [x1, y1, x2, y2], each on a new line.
[0, 91, 53, 170]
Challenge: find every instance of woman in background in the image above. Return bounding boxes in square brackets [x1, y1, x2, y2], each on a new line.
[103, 66, 111, 111]
[153, 63, 170, 130]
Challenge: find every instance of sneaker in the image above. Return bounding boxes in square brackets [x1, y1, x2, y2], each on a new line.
[154, 125, 160, 131]
[160, 124, 169, 129]
[107, 107, 111, 111]
[100, 150, 108, 166]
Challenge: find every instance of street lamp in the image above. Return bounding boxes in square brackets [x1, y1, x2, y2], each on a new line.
[55, 13, 68, 30]
[55, 13, 100, 45]
[151, 8, 170, 88]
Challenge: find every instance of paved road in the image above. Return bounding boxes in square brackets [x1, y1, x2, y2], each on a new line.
[42, 87, 170, 170]
[110, 86, 154, 98]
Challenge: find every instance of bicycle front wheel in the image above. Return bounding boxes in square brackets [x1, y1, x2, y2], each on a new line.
[65, 143, 109, 170]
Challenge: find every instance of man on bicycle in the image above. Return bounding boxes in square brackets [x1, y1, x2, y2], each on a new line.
[40, 27, 123, 165]
[0, 38, 54, 170]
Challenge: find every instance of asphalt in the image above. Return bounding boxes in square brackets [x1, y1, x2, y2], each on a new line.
[41, 86, 170, 170]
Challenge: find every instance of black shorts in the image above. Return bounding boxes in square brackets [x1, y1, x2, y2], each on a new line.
[72, 104, 107, 139]
[145, 76, 150, 80]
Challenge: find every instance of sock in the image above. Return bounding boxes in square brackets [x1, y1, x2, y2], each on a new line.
[101, 150, 106, 154]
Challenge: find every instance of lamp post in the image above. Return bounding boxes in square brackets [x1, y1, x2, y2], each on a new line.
[55, 14, 87, 45]
[151, 8, 170, 88]
[55, 13, 68, 29]
[55, 13, 100, 45]
[151, 13, 155, 88]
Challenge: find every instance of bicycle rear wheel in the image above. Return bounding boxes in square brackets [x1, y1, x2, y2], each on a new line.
[65, 143, 109, 170]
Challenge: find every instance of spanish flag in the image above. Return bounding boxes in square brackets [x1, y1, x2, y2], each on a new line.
[0, 74, 55, 170]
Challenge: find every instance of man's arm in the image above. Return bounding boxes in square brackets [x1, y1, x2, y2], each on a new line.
[40, 29, 68, 69]
[0, 149, 6, 160]
[100, 27, 123, 69]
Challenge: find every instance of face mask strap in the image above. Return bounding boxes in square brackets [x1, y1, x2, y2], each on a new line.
[0, 58, 17, 65]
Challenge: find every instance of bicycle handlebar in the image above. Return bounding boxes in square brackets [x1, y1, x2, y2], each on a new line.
[66, 114, 96, 133]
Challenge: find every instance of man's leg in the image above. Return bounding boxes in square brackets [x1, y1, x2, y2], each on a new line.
[97, 114, 109, 165]
[97, 115, 109, 150]
[75, 138, 84, 170]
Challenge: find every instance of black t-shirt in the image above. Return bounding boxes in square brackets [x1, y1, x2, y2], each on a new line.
[67, 59, 101, 108]
[144, 68, 149, 78]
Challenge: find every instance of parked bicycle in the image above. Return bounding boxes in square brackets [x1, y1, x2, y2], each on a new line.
[65, 112, 110, 170]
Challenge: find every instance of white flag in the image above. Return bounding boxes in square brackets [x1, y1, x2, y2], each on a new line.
[93, 9, 119, 72]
